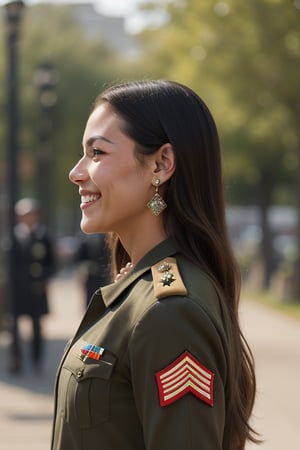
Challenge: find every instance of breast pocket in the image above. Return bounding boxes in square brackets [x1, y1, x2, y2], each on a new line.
[61, 351, 117, 428]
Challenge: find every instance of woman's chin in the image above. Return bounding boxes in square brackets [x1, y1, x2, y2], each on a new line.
[80, 217, 106, 235]
[80, 219, 97, 234]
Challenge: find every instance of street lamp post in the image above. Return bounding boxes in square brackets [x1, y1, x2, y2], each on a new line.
[4, 0, 24, 230]
[34, 63, 58, 229]
[3, 0, 25, 370]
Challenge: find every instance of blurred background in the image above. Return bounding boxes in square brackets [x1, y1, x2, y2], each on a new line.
[0, 0, 299, 448]
[1, 0, 300, 300]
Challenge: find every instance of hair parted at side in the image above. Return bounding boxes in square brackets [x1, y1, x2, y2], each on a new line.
[94, 79, 259, 450]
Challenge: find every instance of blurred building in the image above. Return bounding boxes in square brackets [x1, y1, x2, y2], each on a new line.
[71, 3, 140, 59]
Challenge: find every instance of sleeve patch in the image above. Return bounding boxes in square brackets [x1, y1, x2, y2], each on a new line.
[155, 350, 214, 407]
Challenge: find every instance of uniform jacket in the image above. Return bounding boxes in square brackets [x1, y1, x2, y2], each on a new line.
[13, 223, 55, 317]
[51, 239, 229, 450]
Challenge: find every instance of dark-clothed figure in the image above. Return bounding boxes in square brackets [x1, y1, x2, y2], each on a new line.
[9, 198, 55, 373]
[76, 233, 112, 306]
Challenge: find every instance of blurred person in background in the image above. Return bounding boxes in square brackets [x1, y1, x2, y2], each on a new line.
[75, 233, 112, 306]
[8, 198, 55, 373]
[51, 80, 259, 450]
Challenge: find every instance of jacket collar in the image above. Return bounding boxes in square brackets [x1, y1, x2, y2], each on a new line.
[100, 238, 178, 308]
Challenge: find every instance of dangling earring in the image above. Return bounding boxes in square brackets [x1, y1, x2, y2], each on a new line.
[147, 178, 167, 216]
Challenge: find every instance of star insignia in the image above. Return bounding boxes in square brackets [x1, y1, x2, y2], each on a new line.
[158, 262, 172, 273]
[152, 257, 187, 299]
[160, 271, 176, 286]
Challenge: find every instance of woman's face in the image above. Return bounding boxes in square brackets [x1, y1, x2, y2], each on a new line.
[69, 102, 154, 235]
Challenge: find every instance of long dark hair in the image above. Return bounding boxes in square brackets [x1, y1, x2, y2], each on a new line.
[95, 80, 258, 449]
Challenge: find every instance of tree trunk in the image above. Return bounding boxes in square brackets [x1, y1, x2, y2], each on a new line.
[292, 139, 300, 300]
[258, 171, 274, 290]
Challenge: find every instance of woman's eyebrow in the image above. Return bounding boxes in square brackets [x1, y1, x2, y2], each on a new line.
[85, 135, 114, 146]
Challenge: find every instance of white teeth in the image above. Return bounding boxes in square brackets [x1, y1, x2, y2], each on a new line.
[81, 194, 100, 203]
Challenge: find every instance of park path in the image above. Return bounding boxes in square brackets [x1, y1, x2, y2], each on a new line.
[0, 276, 299, 449]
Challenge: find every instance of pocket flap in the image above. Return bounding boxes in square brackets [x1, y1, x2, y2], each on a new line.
[64, 351, 117, 381]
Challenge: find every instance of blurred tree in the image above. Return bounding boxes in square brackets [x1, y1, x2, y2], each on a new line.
[2, 1, 300, 293]
[136, 0, 300, 292]
[0, 4, 134, 235]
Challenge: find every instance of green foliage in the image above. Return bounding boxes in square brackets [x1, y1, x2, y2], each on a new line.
[0, 4, 131, 226]
[1, 0, 300, 235]
[136, 0, 300, 205]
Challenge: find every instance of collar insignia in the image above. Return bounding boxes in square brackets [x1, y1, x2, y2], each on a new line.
[151, 257, 187, 299]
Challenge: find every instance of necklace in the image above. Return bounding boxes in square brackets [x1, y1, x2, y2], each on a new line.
[114, 262, 133, 282]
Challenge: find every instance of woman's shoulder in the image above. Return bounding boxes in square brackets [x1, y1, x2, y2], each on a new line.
[129, 255, 228, 372]
[128, 254, 226, 337]
[149, 254, 222, 317]
[177, 255, 222, 313]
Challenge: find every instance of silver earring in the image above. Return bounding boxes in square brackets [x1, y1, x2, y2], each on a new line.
[147, 179, 167, 216]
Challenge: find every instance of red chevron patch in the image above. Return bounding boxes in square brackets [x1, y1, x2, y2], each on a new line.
[155, 351, 214, 407]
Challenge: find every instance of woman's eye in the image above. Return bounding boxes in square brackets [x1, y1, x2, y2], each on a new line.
[92, 148, 104, 157]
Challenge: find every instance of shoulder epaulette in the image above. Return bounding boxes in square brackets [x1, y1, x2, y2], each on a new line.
[151, 257, 187, 300]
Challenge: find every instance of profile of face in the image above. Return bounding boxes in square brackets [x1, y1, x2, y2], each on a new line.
[69, 102, 159, 236]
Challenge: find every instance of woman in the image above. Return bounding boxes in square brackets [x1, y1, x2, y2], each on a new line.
[51, 80, 258, 450]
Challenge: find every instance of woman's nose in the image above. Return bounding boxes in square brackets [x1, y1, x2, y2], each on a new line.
[69, 160, 87, 184]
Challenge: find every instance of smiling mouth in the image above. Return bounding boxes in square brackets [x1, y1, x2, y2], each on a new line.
[81, 194, 101, 204]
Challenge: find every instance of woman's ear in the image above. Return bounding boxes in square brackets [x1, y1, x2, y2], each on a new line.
[153, 144, 176, 182]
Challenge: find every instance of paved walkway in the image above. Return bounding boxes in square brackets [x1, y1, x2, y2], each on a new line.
[241, 299, 300, 449]
[0, 276, 299, 449]
[0, 276, 84, 450]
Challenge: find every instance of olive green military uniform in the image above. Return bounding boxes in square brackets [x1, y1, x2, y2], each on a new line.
[51, 239, 228, 450]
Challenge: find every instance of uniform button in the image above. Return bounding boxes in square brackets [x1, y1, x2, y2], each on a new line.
[77, 369, 83, 378]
